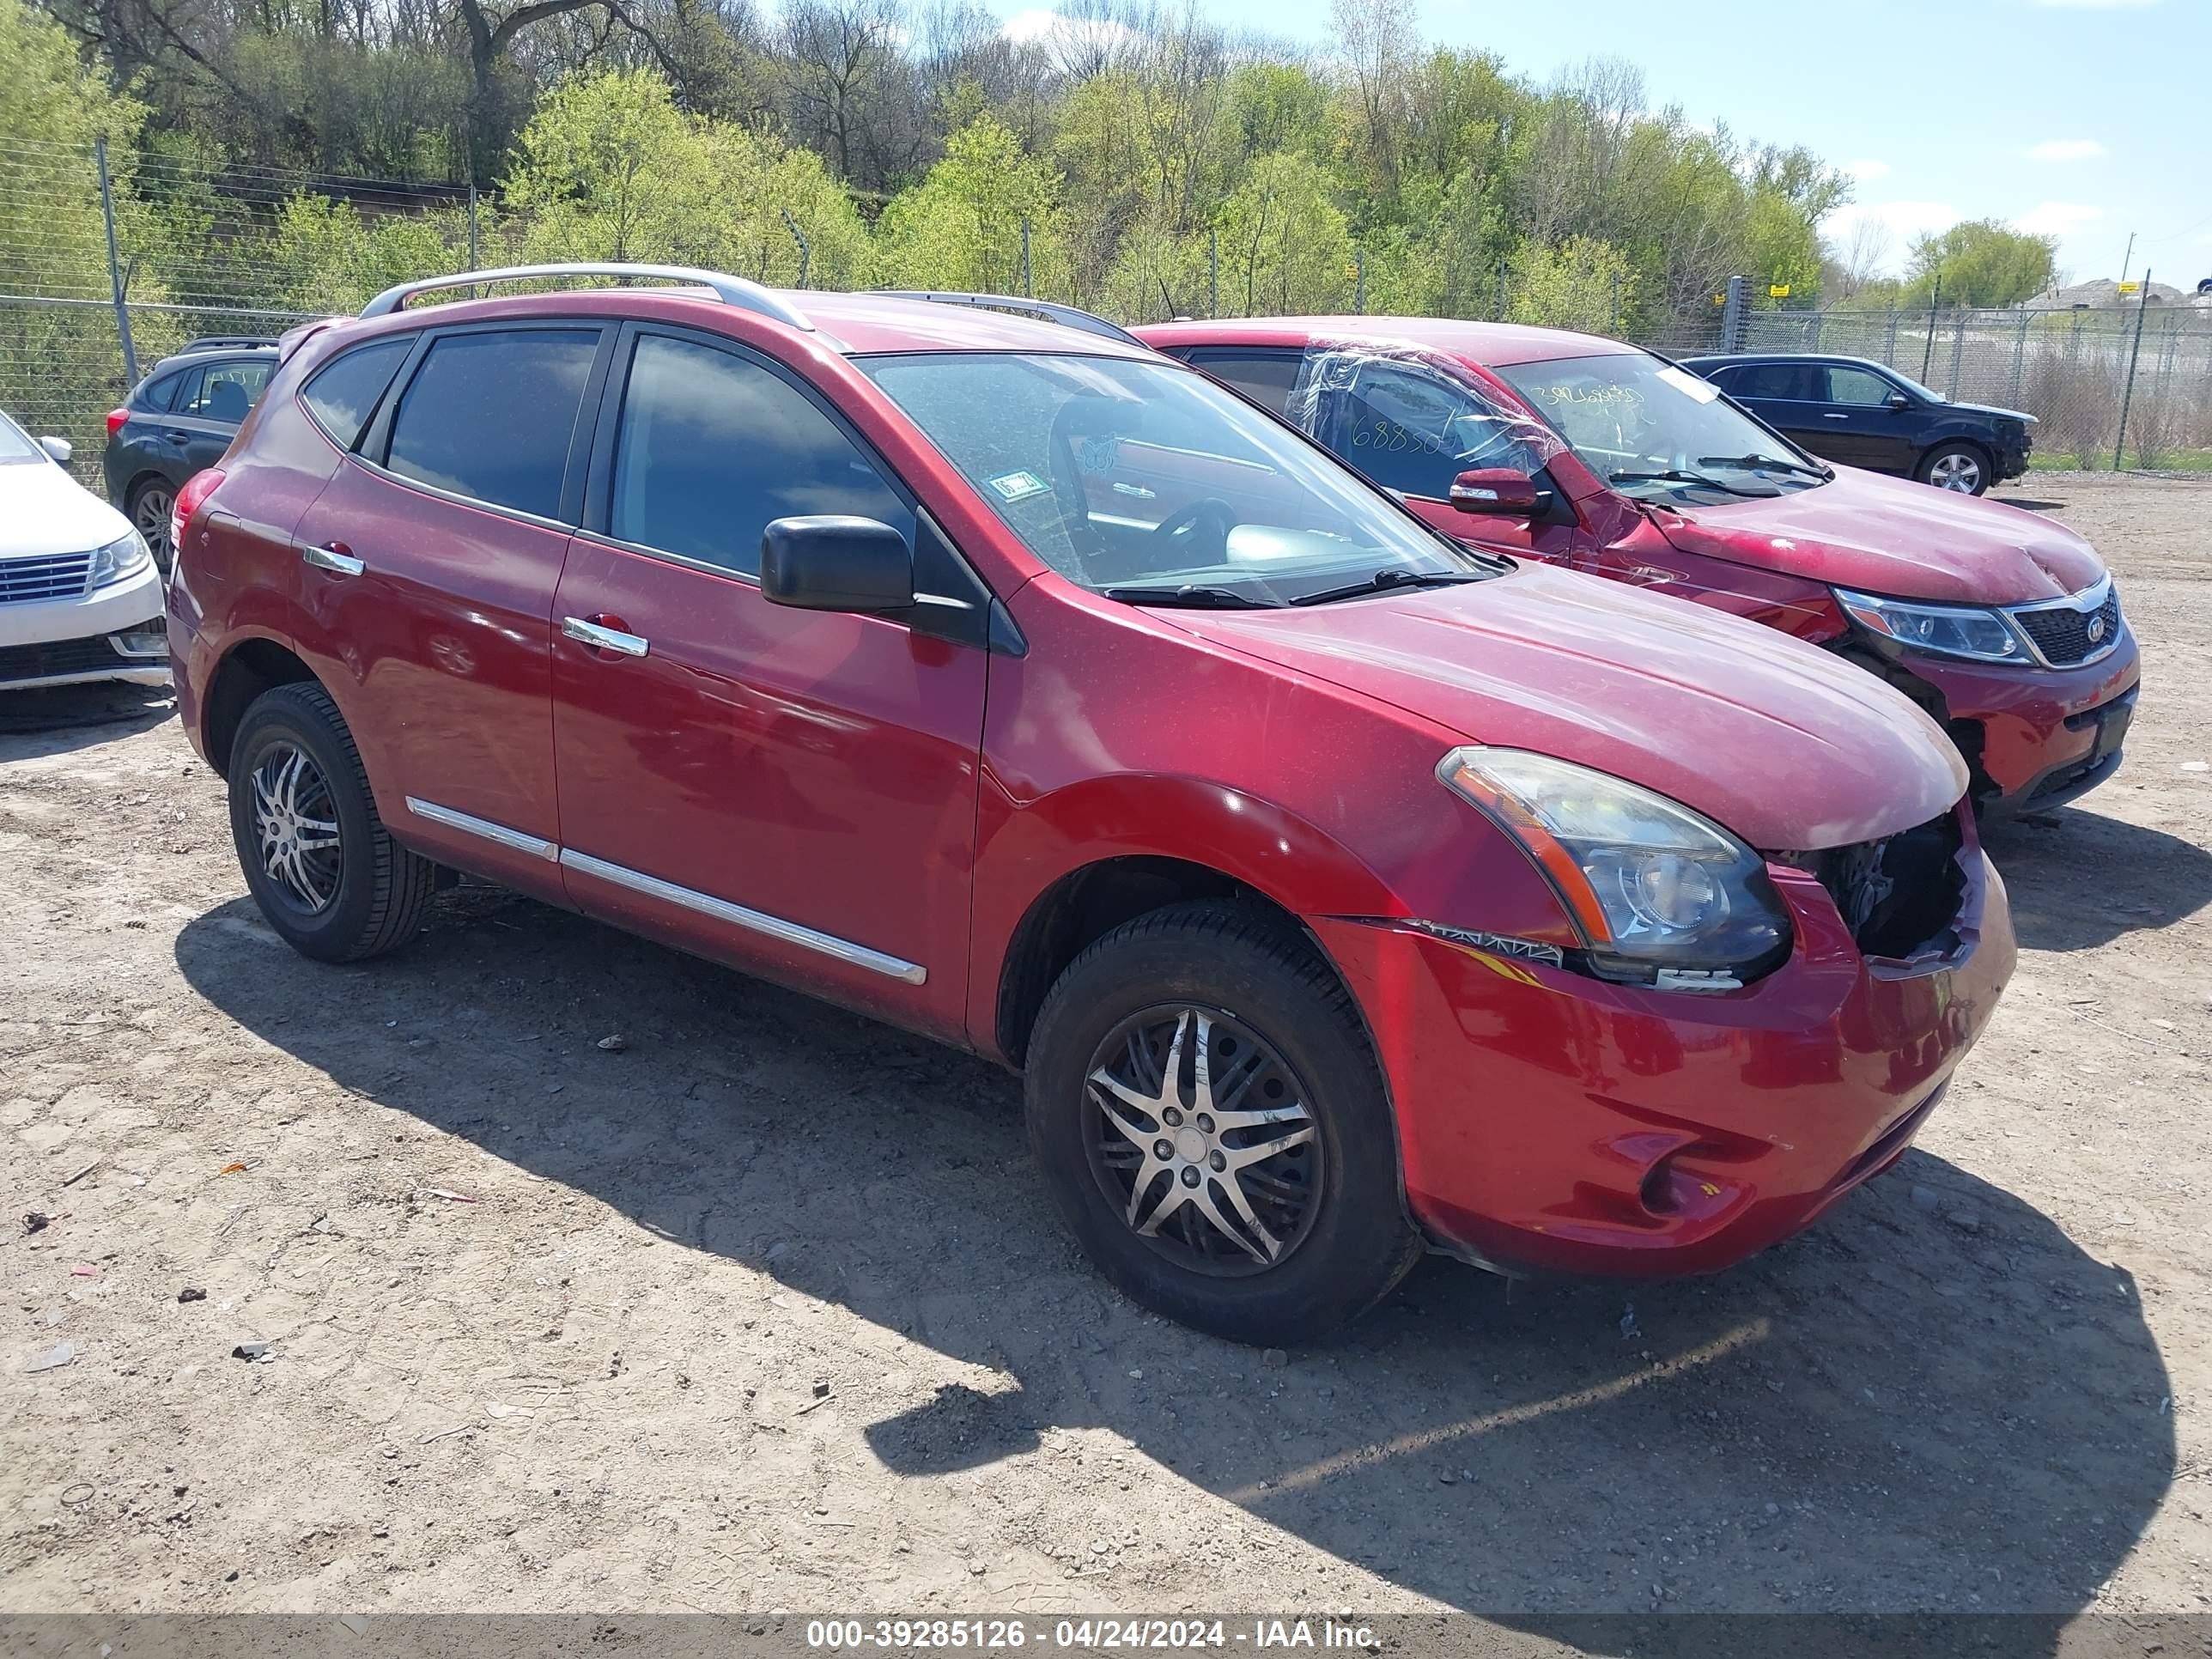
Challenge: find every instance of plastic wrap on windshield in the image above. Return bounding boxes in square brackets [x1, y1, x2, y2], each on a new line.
[1282, 339, 1565, 486]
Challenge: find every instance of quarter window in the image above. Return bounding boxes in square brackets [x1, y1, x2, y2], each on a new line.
[301, 337, 416, 451]
[610, 333, 909, 576]
[386, 329, 599, 520]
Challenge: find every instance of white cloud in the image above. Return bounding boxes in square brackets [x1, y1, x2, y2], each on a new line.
[1844, 159, 1891, 183]
[2013, 201, 2105, 235]
[1001, 8, 1139, 67]
[1823, 200, 1963, 245]
[2026, 138, 2107, 161]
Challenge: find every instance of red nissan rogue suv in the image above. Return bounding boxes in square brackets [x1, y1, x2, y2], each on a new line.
[1139, 318, 2139, 817]
[167, 269, 2014, 1342]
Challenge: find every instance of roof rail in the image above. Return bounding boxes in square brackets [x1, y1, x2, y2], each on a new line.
[360, 264, 812, 331]
[179, 335, 280, 353]
[872, 291, 1143, 348]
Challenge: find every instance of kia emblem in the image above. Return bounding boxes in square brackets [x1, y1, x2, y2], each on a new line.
[2087, 615, 2106, 643]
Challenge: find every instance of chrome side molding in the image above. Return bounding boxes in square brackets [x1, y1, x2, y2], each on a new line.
[404, 797, 557, 861]
[559, 849, 927, 985]
[403, 795, 927, 985]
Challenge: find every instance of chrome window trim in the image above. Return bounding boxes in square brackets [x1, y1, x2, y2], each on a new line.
[559, 848, 927, 985]
[2002, 574, 2120, 670]
[352, 455, 580, 535]
[404, 797, 558, 861]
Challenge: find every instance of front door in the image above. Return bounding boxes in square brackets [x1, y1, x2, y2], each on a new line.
[549, 325, 988, 1039]
[1814, 363, 1919, 473]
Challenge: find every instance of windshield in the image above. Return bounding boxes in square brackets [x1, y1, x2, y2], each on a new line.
[1496, 353, 1828, 502]
[0, 410, 42, 465]
[856, 353, 1499, 607]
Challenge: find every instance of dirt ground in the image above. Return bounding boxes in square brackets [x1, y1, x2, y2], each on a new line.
[3, 472, 2209, 1642]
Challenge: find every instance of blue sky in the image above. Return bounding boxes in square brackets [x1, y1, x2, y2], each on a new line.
[994, 0, 2210, 287]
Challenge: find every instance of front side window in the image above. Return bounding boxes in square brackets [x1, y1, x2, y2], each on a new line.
[302, 337, 414, 451]
[1311, 361, 1547, 499]
[611, 334, 908, 576]
[1497, 353, 1828, 502]
[1826, 366, 1898, 406]
[860, 352, 1498, 606]
[386, 329, 599, 520]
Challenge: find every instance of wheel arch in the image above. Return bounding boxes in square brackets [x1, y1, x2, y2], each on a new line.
[203, 633, 321, 779]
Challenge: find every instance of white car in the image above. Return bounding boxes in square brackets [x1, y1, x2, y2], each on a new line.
[0, 409, 169, 691]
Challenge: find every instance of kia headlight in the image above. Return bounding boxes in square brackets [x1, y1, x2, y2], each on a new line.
[88, 530, 152, 590]
[1834, 586, 2026, 664]
[1438, 747, 1790, 988]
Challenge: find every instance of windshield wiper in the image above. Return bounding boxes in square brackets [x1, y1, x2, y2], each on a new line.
[1698, 453, 1832, 480]
[1101, 583, 1280, 610]
[1608, 468, 1777, 498]
[1286, 568, 1491, 607]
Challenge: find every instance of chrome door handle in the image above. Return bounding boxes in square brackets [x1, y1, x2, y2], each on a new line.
[1821, 412, 1850, 420]
[302, 542, 365, 576]
[562, 616, 649, 658]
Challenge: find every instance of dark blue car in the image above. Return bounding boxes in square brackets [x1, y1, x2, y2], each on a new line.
[101, 338, 277, 569]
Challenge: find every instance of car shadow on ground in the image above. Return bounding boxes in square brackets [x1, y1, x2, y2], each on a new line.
[0, 682, 173, 750]
[175, 890, 2173, 1637]
[1983, 803, 2212, 951]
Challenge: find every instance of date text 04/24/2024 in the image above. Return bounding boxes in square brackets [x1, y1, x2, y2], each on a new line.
[804, 1618, 1380, 1650]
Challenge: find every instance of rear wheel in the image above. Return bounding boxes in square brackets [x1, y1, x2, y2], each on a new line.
[1916, 442, 1989, 495]
[127, 477, 176, 571]
[1024, 902, 1421, 1345]
[227, 683, 434, 962]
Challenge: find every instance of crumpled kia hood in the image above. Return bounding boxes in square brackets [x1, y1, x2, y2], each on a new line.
[1651, 465, 2104, 606]
[0, 459, 131, 561]
[1170, 563, 1967, 852]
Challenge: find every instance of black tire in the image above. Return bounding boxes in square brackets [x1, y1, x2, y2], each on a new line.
[126, 476, 178, 573]
[1914, 441, 1990, 496]
[1024, 901, 1421, 1346]
[227, 682, 434, 963]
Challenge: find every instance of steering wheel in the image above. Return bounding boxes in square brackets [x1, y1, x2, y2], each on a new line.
[1151, 498, 1238, 562]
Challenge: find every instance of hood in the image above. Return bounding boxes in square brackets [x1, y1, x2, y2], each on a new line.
[1167, 563, 1966, 853]
[1947, 400, 2035, 425]
[0, 459, 131, 562]
[1649, 465, 2102, 605]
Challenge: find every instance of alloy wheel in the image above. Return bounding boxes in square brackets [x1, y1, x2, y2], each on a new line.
[1929, 452, 1982, 492]
[1084, 1005, 1323, 1276]
[134, 486, 175, 559]
[250, 742, 343, 913]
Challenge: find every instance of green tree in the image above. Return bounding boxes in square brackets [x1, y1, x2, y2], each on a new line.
[875, 113, 1066, 295]
[1904, 220, 2057, 307]
[1212, 151, 1352, 317]
[1507, 235, 1632, 334]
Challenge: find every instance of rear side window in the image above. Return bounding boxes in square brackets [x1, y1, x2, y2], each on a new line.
[610, 333, 908, 576]
[1185, 349, 1302, 416]
[386, 329, 599, 520]
[302, 337, 415, 451]
[1734, 363, 1815, 401]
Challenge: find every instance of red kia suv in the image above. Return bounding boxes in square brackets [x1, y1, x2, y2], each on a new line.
[167, 269, 2014, 1342]
[1138, 318, 2139, 817]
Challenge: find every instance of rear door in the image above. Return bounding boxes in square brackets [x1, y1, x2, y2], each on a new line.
[548, 324, 989, 1038]
[289, 322, 610, 888]
[1182, 347, 1588, 568]
[168, 357, 274, 474]
[1723, 362, 1838, 462]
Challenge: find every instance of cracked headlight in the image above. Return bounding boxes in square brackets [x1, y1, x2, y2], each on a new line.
[1835, 586, 2027, 664]
[1438, 747, 1790, 988]
[88, 530, 152, 590]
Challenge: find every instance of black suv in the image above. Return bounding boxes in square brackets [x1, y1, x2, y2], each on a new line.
[101, 338, 277, 568]
[1680, 352, 2033, 496]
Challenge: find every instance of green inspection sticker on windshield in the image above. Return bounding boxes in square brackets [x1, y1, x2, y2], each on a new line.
[988, 470, 1050, 503]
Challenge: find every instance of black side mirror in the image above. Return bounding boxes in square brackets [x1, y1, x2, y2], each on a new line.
[760, 516, 914, 613]
[1887, 392, 1911, 410]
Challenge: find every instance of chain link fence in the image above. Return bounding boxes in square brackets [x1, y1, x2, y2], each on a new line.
[8, 137, 2208, 490]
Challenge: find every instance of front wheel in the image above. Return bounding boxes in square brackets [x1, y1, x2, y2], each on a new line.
[127, 477, 177, 572]
[1916, 442, 1989, 495]
[227, 682, 435, 962]
[1024, 902, 1421, 1345]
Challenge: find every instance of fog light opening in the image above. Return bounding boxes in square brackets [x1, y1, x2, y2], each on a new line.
[1639, 1156, 1682, 1217]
